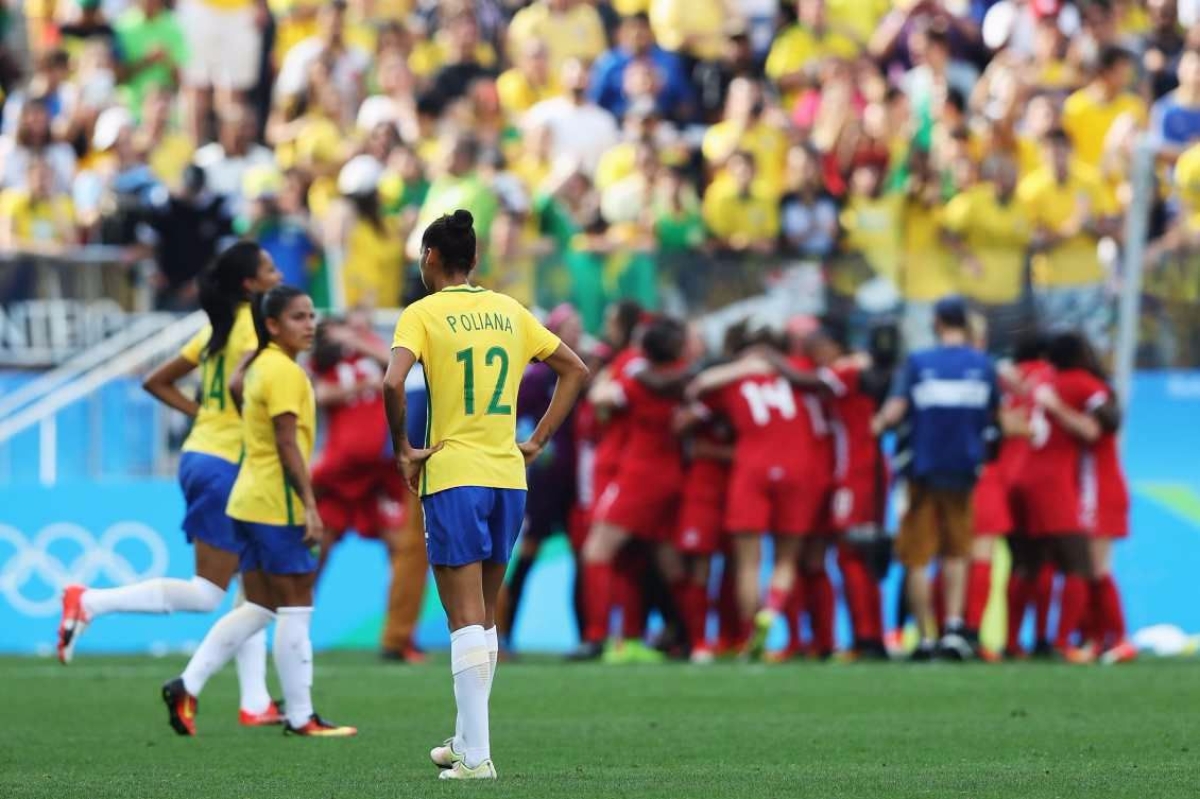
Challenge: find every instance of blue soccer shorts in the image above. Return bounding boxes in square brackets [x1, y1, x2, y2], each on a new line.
[421, 487, 527, 568]
[233, 519, 318, 575]
[178, 452, 242, 555]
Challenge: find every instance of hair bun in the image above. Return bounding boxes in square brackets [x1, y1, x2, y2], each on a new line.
[450, 209, 474, 229]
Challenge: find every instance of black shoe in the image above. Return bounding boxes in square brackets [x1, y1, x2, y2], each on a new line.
[162, 677, 197, 737]
[566, 641, 604, 662]
[1030, 639, 1056, 659]
[938, 623, 973, 662]
[910, 642, 936, 662]
[855, 640, 890, 661]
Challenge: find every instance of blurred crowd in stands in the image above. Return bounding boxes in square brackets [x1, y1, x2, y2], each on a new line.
[3, 0, 1200, 364]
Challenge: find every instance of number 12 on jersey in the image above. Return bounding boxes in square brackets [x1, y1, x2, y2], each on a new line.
[455, 346, 512, 415]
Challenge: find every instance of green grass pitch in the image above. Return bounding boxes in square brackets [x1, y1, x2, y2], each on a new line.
[3, 653, 1198, 798]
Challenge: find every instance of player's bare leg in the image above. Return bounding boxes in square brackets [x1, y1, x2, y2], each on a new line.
[748, 535, 802, 660]
[730, 533, 763, 654]
[906, 566, 938, 660]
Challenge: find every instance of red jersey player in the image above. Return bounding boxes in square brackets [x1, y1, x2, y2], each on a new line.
[1017, 330, 1109, 662]
[579, 317, 688, 660]
[1033, 336, 1134, 664]
[685, 331, 833, 660]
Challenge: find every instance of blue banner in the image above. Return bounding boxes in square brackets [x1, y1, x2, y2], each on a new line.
[2, 373, 1200, 654]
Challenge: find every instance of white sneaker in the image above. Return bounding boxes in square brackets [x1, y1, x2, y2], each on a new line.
[438, 760, 497, 780]
[430, 738, 463, 768]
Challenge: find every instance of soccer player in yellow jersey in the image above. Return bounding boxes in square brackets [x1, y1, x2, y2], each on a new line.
[57, 242, 286, 727]
[383, 210, 588, 780]
[163, 285, 356, 738]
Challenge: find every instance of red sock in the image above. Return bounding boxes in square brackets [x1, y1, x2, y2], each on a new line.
[617, 559, 646, 640]
[965, 561, 991, 634]
[765, 585, 788, 614]
[1095, 575, 1127, 647]
[1005, 574, 1031, 652]
[805, 571, 835, 655]
[786, 580, 806, 652]
[582, 561, 614, 643]
[932, 570, 946, 633]
[838, 548, 882, 644]
[1055, 575, 1088, 650]
[687, 582, 710, 649]
[1034, 564, 1055, 644]
[716, 560, 739, 650]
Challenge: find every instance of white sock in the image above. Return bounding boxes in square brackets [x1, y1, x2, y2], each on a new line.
[485, 626, 498, 696]
[450, 625, 491, 769]
[181, 602, 274, 696]
[82, 577, 225, 618]
[274, 607, 315, 728]
[235, 629, 271, 713]
[230, 584, 272, 714]
[454, 626, 499, 754]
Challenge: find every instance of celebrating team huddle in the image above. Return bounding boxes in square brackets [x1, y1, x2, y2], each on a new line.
[566, 296, 1133, 668]
[49, 211, 1134, 782]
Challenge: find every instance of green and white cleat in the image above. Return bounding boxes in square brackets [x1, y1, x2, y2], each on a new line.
[438, 760, 497, 780]
[745, 609, 775, 661]
[430, 738, 464, 769]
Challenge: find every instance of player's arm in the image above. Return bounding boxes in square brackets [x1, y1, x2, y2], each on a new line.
[692, 438, 734, 463]
[142, 356, 200, 417]
[519, 342, 589, 465]
[273, 412, 322, 546]
[314, 377, 358, 408]
[759, 349, 837, 395]
[1034, 385, 1102, 444]
[684, 356, 772, 402]
[1092, 396, 1122, 434]
[382, 346, 442, 493]
[634, 362, 694, 397]
[227, 351, 259, 412]
[872, 356, 913, 435]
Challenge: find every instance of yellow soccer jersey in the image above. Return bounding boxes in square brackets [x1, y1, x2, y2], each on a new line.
[226, 344, 316, 525]
[179, 303, 258, 464]
[392, 286, 561, 496]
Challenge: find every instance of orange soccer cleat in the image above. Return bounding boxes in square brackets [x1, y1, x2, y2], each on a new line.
[162, 678, 198, 736]
[239, 700, 285, 727]
[56, 585, 91, 665]
[1099, 639, 1138, 665]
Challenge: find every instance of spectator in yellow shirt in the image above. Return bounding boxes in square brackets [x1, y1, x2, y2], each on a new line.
[837, 162, 902, 295]
[1061, 45, 1146, 171]
[0, 157, 76, 252]
[898, 151, 957, 351]
[765, 0, 860, 108]
[497, 39, 558, 119]
[702, 150, 779, 254]
[941, 156, 1032, 343]
[649, 0, 738, 64]
[507, 0, 608, 75]
[1017, 129, 1120, 350]
[701, 77, 788, 199]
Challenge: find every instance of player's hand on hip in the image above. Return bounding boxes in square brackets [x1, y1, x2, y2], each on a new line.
[517, 439, 544, 466]
[303, 511, 325, 548]
[399, 443, 443, 494]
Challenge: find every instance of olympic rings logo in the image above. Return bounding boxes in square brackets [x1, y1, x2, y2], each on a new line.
[0, 522, 169, 617]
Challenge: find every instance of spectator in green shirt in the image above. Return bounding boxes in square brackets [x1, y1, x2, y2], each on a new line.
[115, 0, 188, 118]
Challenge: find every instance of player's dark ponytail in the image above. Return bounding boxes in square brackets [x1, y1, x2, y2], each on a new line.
[421, 209, 477, 275]
[252, 285, 306, 352]
[199, 241, 262, 359]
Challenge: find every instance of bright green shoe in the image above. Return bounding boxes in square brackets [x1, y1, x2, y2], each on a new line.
[625, 639, 665, 665]
[602, 639, 665, 665]
[745, 609, 776, 661]
[438, 760, 497, 780]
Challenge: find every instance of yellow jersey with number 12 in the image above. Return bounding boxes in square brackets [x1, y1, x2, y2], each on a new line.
[226, 344, 316, 526]
[392, 286, 561, 496]
[178, 303, 258, 464]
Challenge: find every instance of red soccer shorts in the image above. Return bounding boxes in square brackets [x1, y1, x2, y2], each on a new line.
[593, 477, 680, 542]
[725, 463, 831, 537]
[830, 474, 884, 534]
[675, 489, 725, 556]
[972, 464, 1013, 537]
[1015, 474, 1085, 536]
[316, 466, 407, 540]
